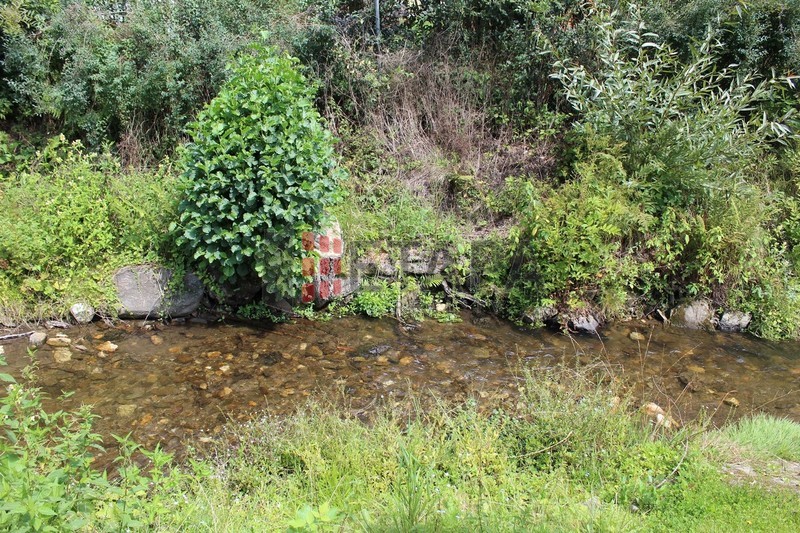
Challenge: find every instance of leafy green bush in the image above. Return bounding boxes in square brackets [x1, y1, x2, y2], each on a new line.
[0, 136, 178, 319]
[348, 279, 402, 318]
[0, 0, 292, 158]
[510, 146, 652, 318]
[642, 0, 800, 79]
[173, 45, 344, 299]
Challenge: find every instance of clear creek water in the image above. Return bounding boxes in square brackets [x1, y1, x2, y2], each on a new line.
[2, 313, 800, 469]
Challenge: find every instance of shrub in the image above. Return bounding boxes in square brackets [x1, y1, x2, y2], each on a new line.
[0, 0, 291, 158]
[505, 5, 800, 335]
[173, 45, 344, 299]
[510, 144, 652, 318]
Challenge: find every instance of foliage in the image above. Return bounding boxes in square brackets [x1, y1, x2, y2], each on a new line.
[641, 0, 800, 79]
[0, 0, 292, 158]
[0, 136, 178, 320]
[235, 302, 289, 323]
[719, 412, 800, 462]
[0, 354, 184, 531]
[173, 45, 343, 299]
[347, 280, 401, 318]
[500, 5, 800, 336]
[510, 146, 652, 317]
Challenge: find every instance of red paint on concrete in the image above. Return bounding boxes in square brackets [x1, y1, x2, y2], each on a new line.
[320, 258, 331, 276]
[301, 257, 315, 276]
[301, 283, 315, 303]
[319, 281, 331, 300]
[318, 236, 330, 253]
[333, 238, 343, 254]
[333, 258, 341, 275]
[302, 232, 315, 251]
[333, 279, 342, 296]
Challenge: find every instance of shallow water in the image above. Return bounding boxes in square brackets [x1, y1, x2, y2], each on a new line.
[2, 313, 800, 468]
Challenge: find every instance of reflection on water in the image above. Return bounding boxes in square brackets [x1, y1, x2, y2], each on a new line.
[2, 313, 800, 467]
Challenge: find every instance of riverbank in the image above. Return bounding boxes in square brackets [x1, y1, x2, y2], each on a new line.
[2, 339, 799, 531]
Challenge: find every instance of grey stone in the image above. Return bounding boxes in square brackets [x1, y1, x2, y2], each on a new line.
[356, 251, 396, 277]
[671, 300, 716, 330]
[719, 311, 752, 332]
[571, 313, 600, 334]
[524, 306, 558, 326]
[114, 265, 203, 318]
[70, 303, 95, 324]
[354, 246, 455, 277]
[401, 246, 452, 275]
[28, 331, 47, 347]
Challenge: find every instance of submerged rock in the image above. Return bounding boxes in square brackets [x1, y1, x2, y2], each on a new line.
[95, 341, 118, 353]
[53, 347, 72, 363]
[46, 335, 71, 348]
[629, 331, 646, 342]
[29, 331, 47, 347]
[718, 311, 752, 333]
[724, 396, 740, 407]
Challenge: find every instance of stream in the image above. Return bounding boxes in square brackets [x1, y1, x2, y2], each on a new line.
[2, 312, 800, 469]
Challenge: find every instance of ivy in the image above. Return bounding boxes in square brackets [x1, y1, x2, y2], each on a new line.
[173, 44, 344, 298]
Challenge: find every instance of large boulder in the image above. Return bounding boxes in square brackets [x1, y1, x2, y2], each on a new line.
[671, 300, 716, 330]
[570, 313, 601, 334]
[718, 310, 752, 332]
[114, 265, 203, 318]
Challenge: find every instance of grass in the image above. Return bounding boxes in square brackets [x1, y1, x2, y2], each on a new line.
[718, 413, 800, 462]
[147, 364, 800, 531]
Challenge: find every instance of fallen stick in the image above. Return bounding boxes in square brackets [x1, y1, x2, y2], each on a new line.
[0, 332, 32, 342]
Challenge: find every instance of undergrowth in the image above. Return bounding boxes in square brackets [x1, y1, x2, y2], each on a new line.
[0, 137, 178, 322]
[154, 364, 800, 531]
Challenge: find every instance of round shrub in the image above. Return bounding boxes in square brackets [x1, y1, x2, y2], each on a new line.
[174, 45, 344, 298]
